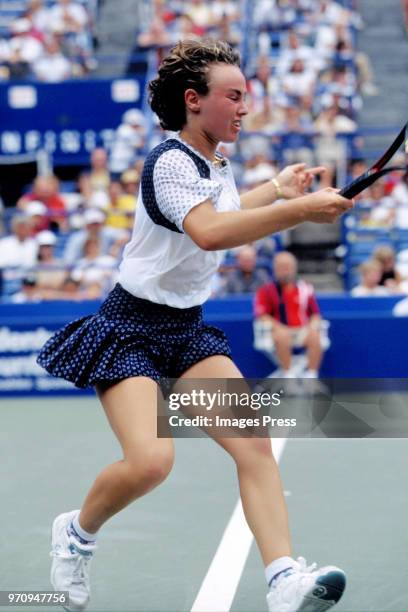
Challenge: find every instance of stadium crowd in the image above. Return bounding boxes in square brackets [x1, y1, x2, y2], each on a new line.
[2, 0, 408, 302]
[0, 0, 97, 81]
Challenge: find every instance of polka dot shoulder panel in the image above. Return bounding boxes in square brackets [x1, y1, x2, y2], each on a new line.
[141, 139, 211, 233]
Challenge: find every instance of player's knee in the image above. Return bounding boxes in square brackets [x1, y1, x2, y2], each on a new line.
[127, 445, 174, 489]
[230, 438, 274, 469]
[144, 447, 174, 486]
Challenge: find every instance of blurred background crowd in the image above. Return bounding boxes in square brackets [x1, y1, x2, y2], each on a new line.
[1, 0, 408, 303]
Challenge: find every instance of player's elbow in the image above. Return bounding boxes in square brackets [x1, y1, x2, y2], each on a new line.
[194, 230, 221, 251]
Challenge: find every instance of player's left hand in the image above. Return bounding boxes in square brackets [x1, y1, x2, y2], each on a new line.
[276, 163, 326, 199]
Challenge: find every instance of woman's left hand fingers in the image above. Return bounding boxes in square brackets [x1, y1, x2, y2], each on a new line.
[305, 166, 327, 176]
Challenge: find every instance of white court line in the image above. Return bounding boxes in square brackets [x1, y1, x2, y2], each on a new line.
[190, 438, 288, 612]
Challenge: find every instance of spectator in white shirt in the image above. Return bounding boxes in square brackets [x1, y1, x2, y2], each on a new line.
[391, 173, 408, 207]
[0, 216, 37, 269]
[365, 182, 396, 228]
[49, 0, 88, 35]
[185, 0, 214, 29]
[313, 0, 347, 27]
[10, 275, 42, 303]
[351, 260, 390, 297]
[49, 0, 92, 70]
[109, 109, 146, 177]
[25, 0, 52, 33]
[280, 58, 316, 103]
[314, 101, 357, 135]
[211, 0, 240, 24]
[276, 30, 324, 77]
[9, 18, 44, 65]
[34, 36, 72, 81]
[72, 235, 118, 296]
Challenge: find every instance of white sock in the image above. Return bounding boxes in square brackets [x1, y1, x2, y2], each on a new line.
[305, 369, 318, 379]
[265, 556, 295, 587]
[72, 512, 98, 543]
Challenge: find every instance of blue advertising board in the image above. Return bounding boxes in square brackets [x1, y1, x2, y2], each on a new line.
[0, 295, 407, 396]
[0, 77, 147, 165]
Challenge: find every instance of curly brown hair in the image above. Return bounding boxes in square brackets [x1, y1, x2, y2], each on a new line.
[149, 39, 241, 131]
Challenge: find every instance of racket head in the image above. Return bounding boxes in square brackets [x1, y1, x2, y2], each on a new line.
[340, 122, 408, 199]
[372, 122, 407, 172]
[340, 165, 406, 199]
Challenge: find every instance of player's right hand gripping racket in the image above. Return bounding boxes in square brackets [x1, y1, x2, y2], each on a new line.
[340, 122, 408, 199]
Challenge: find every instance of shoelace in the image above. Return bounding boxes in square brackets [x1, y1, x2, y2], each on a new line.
[49, 549, 92, 588]
[294, 556, 318, 574]
[72, 554, 91, 587]
[270, 557, 318, 597]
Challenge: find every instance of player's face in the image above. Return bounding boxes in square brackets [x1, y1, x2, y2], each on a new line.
[199, 63, 248, 143]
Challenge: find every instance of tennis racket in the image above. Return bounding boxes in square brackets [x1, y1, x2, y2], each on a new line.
[340, 122, 408, 199]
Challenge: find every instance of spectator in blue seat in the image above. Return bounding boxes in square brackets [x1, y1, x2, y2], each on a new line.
[63, 208, 128, 266]
[279, 105, 315, 165]
[217, 244, 271, 296]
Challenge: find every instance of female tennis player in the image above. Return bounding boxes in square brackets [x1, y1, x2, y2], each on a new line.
[37, 39, 352, 612]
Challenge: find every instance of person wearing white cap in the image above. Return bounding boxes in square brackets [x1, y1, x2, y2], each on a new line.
[37, 229, 57, 247]
[26, 200, 49, 234]
[109, 108, 146, 176]
[34, 230, 67, 291]
[63, 208, 128, 266]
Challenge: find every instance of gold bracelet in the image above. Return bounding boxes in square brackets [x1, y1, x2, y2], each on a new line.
[271, 177, 283, 199]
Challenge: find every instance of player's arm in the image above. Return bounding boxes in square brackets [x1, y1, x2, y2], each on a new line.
[184, 189, 353, 251]
[240, 163, 326, 210]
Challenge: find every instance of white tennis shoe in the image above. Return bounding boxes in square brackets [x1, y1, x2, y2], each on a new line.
[267, 556, 346, 612]
[50, 510, 96, 611]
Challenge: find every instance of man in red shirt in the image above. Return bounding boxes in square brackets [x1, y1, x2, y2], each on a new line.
[254, 251, 323, 378]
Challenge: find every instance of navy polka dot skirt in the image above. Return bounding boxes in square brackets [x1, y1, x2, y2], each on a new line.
[37, 283, 232, 389]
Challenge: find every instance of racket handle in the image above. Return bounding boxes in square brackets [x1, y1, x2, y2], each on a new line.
[339, 180, 362, 199]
